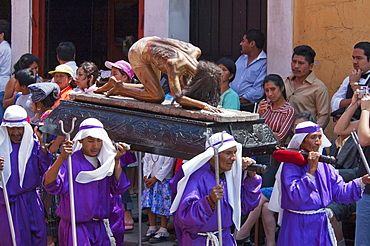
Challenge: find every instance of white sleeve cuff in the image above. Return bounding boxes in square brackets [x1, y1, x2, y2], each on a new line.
[360, 179, 366, 188]
[306, 173, 315, 180]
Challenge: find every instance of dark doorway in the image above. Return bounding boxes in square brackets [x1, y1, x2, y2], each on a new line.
[45, 0, 108, 78]
[108, 0, 139, 63]
[0, 0, 11, 43]
[45, 0, 139, 79]
[190, 0, 267, 62]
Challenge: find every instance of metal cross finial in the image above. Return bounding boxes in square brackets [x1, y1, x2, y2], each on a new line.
[59, 117, 78, 246]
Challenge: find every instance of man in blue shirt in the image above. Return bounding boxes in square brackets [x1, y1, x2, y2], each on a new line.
[230, 29, 267, 112]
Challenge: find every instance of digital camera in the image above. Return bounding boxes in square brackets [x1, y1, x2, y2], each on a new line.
[358, 86, 369, 99]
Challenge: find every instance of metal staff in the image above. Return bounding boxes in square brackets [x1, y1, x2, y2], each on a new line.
[137, 151, 143, 246]
[0, 170, 17, 246]
[60, 117, 77, 246]
[351, 130, 370, 175]
[205, 131, 225, 245]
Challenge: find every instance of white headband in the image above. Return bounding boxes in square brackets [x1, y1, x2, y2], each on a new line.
[72, 118, 116, 183]
[0, 105, 34, 188]
[288, 121, 331, 150]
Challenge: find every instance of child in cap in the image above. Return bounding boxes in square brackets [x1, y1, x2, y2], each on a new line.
[95, 60, 138, 94]
[48, 64, 74, 108]
[105, 60, 135, 83]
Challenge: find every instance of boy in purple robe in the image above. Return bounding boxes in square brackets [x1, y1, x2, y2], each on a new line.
[170, 132, 262, 245]
[0, 105, 53, 246]
[269, 121, 370, 246]
[43, 118, 131, 246]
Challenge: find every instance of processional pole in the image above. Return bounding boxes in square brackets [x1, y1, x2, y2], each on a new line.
[60, 117, 78, 246]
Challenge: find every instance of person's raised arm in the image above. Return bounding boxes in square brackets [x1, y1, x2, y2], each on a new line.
[358, 95, 370, 146]
[43, 140, 73, 186]
[2, 77, 17, 108]
[49, 135, 65, 154]
[334, 90, 360, 135]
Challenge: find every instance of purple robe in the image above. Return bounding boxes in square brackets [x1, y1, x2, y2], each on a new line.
[278, 162, 363, 246]
[44, 149, 130, 246]
[109, 152, 136, 246]
[172, 162, 261, 245]
[0, 140, 53, 246]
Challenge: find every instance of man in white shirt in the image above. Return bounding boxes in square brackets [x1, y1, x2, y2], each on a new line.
[56, 42, 78, 78]
[331, 42, 370, 111]
[0, 20, 11, 118]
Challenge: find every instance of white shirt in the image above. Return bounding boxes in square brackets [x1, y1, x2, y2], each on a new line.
[64, 61, 78, 78]
[142, 153, 175, 181]
[15, 94, 35, 119]
[84, 155, 99, 168]
[331, 72, 370, 111]
[0, 40, 12, 91]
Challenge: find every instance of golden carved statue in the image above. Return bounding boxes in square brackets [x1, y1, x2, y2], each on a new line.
[95, 36, 222, 113]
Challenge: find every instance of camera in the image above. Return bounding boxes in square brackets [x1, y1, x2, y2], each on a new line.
[358, 86, 369, 99]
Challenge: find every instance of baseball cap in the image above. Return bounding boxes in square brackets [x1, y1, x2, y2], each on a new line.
[105, 60, 134, 79]
[48, 64, 74, 77]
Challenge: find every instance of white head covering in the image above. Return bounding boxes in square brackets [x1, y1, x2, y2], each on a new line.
[0, 105, 34, 188]
[72, 118, 117, 184]
[170, 132, 243, 230]
[288, 121, 331, 151]
[269, 121, 331, 225]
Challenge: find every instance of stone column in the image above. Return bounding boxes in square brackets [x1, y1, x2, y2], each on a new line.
[11, 0, 31, 65]
[267, 0, 293, 77]
[144, 0, 190, 42]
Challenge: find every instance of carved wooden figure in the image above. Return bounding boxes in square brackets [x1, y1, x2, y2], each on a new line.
[95, 36, 222, 113]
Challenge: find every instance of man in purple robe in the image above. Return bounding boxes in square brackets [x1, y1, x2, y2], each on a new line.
[0, 105, 53, 246]
[269, 121, 370, 246]
[43, 118, 130, 246]
[170, 132, 262, 245]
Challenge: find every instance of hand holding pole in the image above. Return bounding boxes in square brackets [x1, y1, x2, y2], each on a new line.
[205, 131, 225, 245]
[60, 117, 77, 246]
[351, 130, 370, 175]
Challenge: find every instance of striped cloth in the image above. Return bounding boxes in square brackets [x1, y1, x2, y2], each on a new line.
[261, 101, 295, 143]
[28, 82, 60, 103]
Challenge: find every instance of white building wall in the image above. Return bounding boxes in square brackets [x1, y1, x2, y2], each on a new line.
[168, 0, 189, 42]
[11, 0, 32, 66]
[267, 0, 293, 77]
[144, 0, 190, 41]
